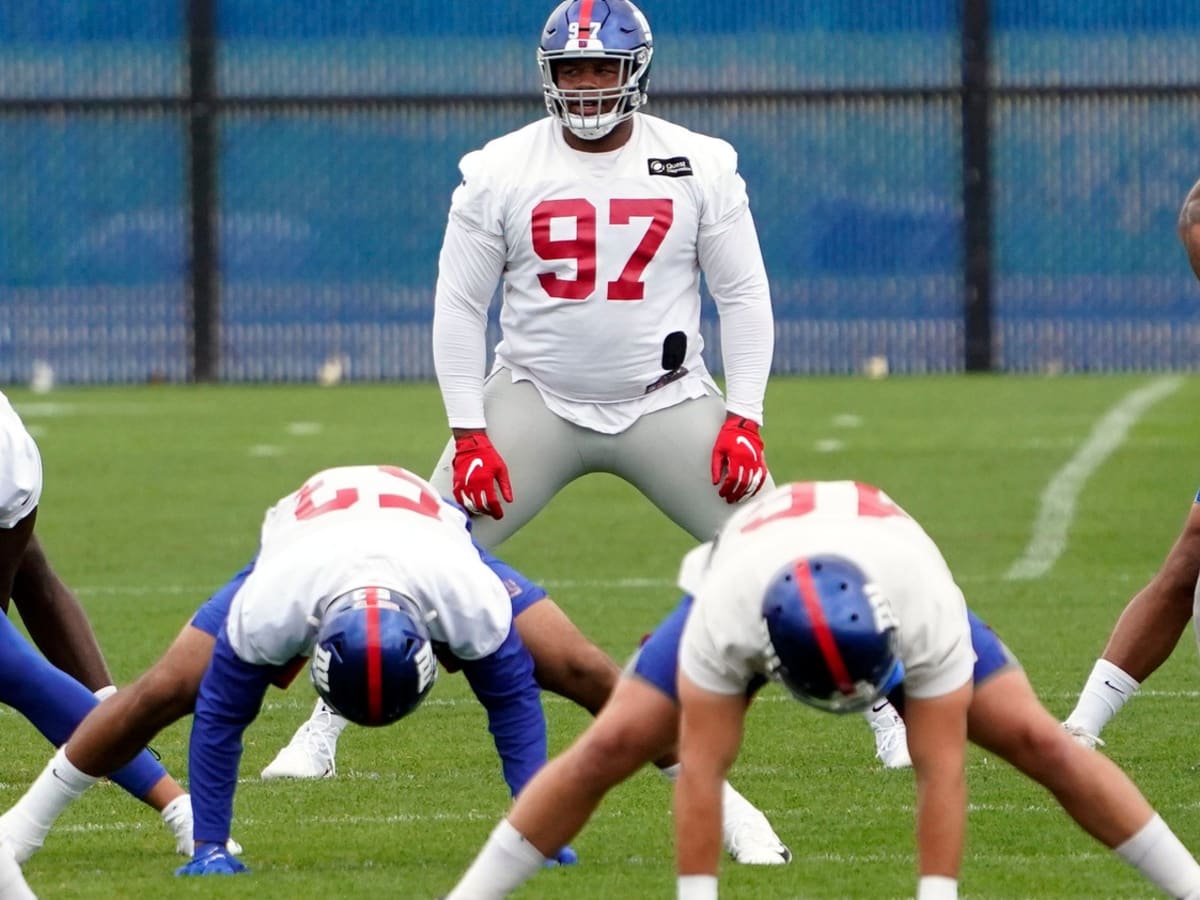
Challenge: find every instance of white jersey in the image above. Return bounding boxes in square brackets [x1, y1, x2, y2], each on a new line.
[678, 481, 976, 700]
[0, 391, 42, 529]
[224, 465, 514, 667]
[433, 113, 773, 434]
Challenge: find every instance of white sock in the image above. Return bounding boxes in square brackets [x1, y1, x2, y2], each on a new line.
[1066, 659, 1139, 738]
[1115, 814, 1200, 897]
[445, 819, 547, 900]
[0, 747, 98, 862]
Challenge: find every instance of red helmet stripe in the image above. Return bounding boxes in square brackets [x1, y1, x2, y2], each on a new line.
[364, 587, 383, 723]
[577, 0, 595, 39]
[794, 561, 855, 695]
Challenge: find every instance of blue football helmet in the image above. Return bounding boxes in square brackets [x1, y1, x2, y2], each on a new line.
[761, 555, 903, 713]
[310, 587, 437, 727]
[538, 0, 653, 140]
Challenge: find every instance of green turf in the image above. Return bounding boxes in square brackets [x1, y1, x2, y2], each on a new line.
[5, 374, 1200, 898]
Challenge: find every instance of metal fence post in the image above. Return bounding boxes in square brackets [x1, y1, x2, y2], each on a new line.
[187, 0, 219, 381]
[962, 0, 993, 371]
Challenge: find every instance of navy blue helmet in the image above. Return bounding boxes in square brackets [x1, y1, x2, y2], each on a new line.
[311, 587, 437, 727]
[761, 555, 902, 713]
[538, 0, 654, 140]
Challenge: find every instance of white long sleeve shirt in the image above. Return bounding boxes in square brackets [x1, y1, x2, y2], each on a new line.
[432, 114, 774, 435]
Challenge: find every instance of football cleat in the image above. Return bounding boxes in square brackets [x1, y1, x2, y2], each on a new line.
[161, 794, 242, 857]
[543, 845, 579, 867]
[722, 812, 792, 866]
[1062, 722, 1104, 750]
[261, 706, 341, 779]
[870, 710, 913, 770]
[175, 843, 247, 877]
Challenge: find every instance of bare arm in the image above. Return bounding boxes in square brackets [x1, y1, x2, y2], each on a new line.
[11, 534, 113, 690]
[1178, 177, 1200, 281]
[903, 682, 973, 886]
[675, 673, 747, 880]
[1100, 501, 1200, 680]
[0, 510, 36, 615]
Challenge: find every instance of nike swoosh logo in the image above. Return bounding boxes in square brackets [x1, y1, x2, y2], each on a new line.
[870, 703, 890, 713]
[735, 435, 758, 459]
[51, 768, 71, 786]
[464, 457, 484, 483]
[1103, 680, 1126, 695]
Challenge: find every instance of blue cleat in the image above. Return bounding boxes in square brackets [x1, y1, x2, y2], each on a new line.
[175, 843, 248, 876]
[544, 845, 579, 867]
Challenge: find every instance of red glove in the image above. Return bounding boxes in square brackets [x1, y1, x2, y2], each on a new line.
[451, 432, 513, 519]
[710, 416, 767, 504]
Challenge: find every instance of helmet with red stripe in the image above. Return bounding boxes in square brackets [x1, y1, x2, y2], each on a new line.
[311, 587, 437, 727]
[761, 556, 902, 713]
[538, 0, 653, 140]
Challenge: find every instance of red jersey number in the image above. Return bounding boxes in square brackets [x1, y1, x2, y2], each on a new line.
[532, 197, 674, 302]
[294, 466, 441, 521]
[740, 482, 910, 534]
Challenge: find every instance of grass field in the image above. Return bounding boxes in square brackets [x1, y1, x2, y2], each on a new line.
[4, 373, 1200, 899]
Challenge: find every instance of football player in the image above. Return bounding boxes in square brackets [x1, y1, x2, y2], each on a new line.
[0, 390, 216, 875]
[447, 481, 1200, 900]
[1062, 177, 1200, 749]
[0, 464, 778, 876]
[269, 0, 910, 810]
[0, 465, 571, 875]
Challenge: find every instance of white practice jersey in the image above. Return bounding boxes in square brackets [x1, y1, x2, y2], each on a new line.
[224, 465, 514, 667]
[434, 113, 773, 434]
[678, 481, 976, 700]
[0, 391, 42, 529]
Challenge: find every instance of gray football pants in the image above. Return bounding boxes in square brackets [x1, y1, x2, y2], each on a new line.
[429, 369, 775, 550]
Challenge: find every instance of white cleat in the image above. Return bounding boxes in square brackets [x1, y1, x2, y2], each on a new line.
[261, 709, 340, 780]
[0, 841, 35, 899]
[870, 709, 912, 770]
[161, 794, 243, 857]
[722, 813, 792, 866]
[1062, 722, 1104, 751]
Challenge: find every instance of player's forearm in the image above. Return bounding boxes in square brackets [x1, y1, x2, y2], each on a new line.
[700, 212, 773, 423]
[12, 537, 113, 690]
[716, 298, 773, 424]
[914, 766, 967, 880]
[432, 297, 490, 429]
[189, 638, 273, 842]
[673, 767, 724, 875]
[462, 630, 548, 796]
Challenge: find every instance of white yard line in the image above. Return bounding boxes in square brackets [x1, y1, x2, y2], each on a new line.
[1005, 376, 1184, 581]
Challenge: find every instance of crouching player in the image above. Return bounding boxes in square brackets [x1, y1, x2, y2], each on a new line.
[448, 480, 1200, 900]
[0, 464, 783, 877]
[0, 464, 574, 875]
[671, 481, 1200, 899]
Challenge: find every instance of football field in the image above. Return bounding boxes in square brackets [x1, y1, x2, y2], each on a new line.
[5, 374, 1200, 899]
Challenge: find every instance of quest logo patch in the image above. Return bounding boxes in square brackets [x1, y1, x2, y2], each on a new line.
[647, 156, 693, 178]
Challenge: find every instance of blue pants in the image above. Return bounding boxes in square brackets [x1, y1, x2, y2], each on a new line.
[0, 612, 166, 798]
[631, 596, 1017, 704]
